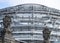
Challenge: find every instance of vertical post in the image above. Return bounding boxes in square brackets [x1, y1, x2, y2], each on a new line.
[42, 26, 51, 43]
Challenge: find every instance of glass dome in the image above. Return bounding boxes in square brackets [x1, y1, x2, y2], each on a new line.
[0, 3, 60, 43]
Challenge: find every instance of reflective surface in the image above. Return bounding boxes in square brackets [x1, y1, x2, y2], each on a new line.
[0, 4, 60, 43]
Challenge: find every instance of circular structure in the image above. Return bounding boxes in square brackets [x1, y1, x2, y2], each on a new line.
[0, 4, 60, 43]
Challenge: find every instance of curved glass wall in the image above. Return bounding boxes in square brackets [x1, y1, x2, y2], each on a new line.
[0, 4, 60, 43]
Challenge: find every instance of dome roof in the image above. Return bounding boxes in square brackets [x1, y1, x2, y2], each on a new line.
[0, 3, 60, 14]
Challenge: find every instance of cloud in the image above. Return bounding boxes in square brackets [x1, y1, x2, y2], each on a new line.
[7, 0, 44, 6]
[44, 0, 60, 10]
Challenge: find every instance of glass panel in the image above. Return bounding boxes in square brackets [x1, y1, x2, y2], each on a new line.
[16, 13, 32, 17]
[33, 13, 47, 18]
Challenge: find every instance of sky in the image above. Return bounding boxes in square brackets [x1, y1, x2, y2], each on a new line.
[0, 0, 60, 10]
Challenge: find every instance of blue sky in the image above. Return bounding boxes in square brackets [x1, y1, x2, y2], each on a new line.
[0, 0, 60, 10]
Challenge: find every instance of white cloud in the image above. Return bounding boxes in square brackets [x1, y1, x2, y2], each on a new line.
[7, 0, 44, 6]
[44, 0, 60, 10]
